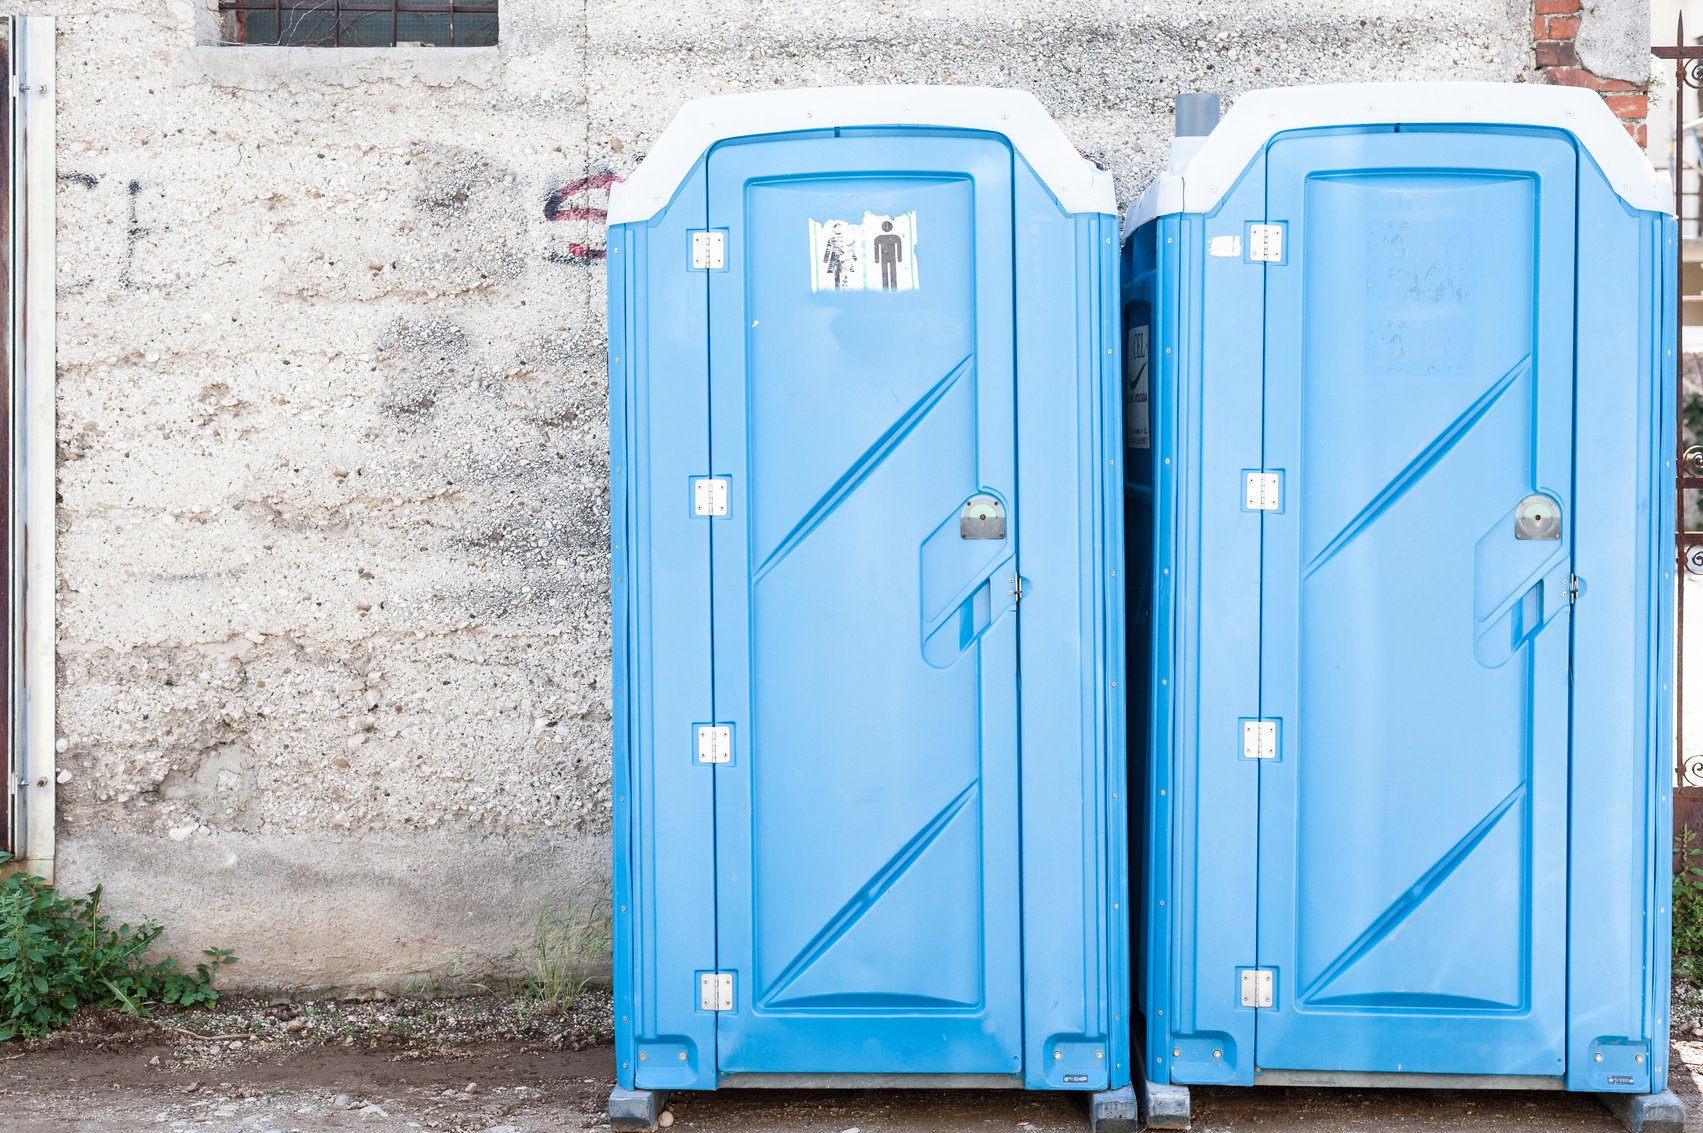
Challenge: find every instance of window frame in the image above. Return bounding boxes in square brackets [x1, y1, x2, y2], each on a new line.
[216, 0, 499, 48]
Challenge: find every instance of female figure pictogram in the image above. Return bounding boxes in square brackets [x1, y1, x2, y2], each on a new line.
[821, 221, 859, 290]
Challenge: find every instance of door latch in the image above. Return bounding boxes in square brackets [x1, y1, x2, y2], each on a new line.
[1514, 493, 1562, 541]
[959, 494, 1007, 540]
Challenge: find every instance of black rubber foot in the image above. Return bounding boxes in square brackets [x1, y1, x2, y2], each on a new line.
[1140, 1077, 1192, 1129]
[608, 1085, 670, 1132]
[1598, 1088, 1686, 1133]
[1088, 1084, 1140, 1132]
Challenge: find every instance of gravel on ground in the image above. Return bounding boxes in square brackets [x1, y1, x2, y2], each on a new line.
[2, 986, 1701, 1131]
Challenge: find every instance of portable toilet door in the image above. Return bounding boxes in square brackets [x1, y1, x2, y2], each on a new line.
[607, 87, 1131, 1129]
[1125, 83, 1680, 1130]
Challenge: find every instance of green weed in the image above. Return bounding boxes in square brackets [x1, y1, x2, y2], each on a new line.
[0, 855, 235, 1040]
[517, 897, 610, 1011]
[1675, 828, 1703, 984]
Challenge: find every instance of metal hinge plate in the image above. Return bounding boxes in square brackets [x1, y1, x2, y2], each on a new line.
[1568, 575, 1581, 605]
[1249, 223, 1284, 263]
[690, 230, 726, 270]
[696, 724, 731, 765]
[1242, 720, 1277, 760]
[693, 477, 729, 517]
[1245, 471, 1281, 511]
[1240, 968, 1274, 1008]
[700, 971, 733, 1011]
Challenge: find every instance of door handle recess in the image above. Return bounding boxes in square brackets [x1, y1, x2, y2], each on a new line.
[922, 492, 1015, 668]
[1473, 493, 1568, 668]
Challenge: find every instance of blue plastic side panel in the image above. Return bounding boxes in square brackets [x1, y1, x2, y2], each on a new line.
[1566, 170, 1675, 1093]
[610, 160, 719, 1093]
[1013, 162, 1129, 1091]
[610, 214, 633, 1091]
[1138, 154, 1269, 1089]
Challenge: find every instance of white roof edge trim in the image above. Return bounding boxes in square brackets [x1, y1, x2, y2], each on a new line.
[1129, 82, 1669, 230]
[606, 85, 1116, 224]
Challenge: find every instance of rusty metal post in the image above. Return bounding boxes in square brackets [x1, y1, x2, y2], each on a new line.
[1655, 20, 1703, 796]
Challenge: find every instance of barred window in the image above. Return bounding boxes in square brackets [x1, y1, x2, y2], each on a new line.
[219, 1, 498, 47]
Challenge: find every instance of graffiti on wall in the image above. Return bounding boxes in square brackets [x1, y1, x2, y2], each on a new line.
[544, 171, 617, 265]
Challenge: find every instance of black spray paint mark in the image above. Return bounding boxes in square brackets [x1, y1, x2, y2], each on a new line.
[120, 180, 148, 292]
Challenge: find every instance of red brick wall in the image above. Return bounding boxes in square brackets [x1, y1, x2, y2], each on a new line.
[1534, 0, 1649, 147]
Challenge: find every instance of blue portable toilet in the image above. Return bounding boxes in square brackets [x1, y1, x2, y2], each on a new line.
[607, 87, 1132, 1131]
[1125, 83, 1681, 1129]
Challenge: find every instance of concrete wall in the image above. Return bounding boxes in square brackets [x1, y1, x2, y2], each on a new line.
[22, 0, 1587, 992]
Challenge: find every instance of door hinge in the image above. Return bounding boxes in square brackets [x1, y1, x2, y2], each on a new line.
[1568, 575, 1581, 605]
[696, 724, 731, 765]
[1009, 575, 1023, 602]
[1249, 223, 1284, 263]
[1240, 968, 1274, 1008]
[693, 477, 729, 517]
[700, 971, 734, 1011]
[1242, 719, 1277, 760]
[689, 230, 726, 270]
[1245, 471, 1282, 511]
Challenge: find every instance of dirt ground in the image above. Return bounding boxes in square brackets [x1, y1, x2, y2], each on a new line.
[3, 994, 1702, 1133]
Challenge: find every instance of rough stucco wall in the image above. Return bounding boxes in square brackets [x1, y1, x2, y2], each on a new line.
[23, 0, 1535, 992]
[1576, 0, 1653, 85]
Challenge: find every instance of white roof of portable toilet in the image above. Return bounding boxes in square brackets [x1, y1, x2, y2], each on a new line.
[607, 86, 1116, 224]
[1128, 81, 1671, 232]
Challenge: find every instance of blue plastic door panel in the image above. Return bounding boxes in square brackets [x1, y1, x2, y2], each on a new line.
[1256, 130, 1576, 1076]
[707, 133, 1023, 1077]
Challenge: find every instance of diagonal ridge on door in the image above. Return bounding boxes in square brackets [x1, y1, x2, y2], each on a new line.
[752, 356, 973, 584]
[1298, 781, 1526, 1003]
[1302, 355, 1530, 580]
[758, 781, 979, 1006]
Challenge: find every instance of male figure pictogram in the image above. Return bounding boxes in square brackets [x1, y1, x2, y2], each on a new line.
[872, 219, 904, 291]
[821, 221, 859, 290]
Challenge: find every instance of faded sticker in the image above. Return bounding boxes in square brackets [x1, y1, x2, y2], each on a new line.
[1208, 233, 1242, 258]
[809, 212, 919, 293]
[1125, 324, 1151, 450]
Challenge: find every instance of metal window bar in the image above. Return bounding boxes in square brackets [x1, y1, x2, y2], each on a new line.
[218, 0, 497, 48]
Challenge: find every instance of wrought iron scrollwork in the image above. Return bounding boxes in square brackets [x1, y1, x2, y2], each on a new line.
[1685, 753, 1703, 789]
